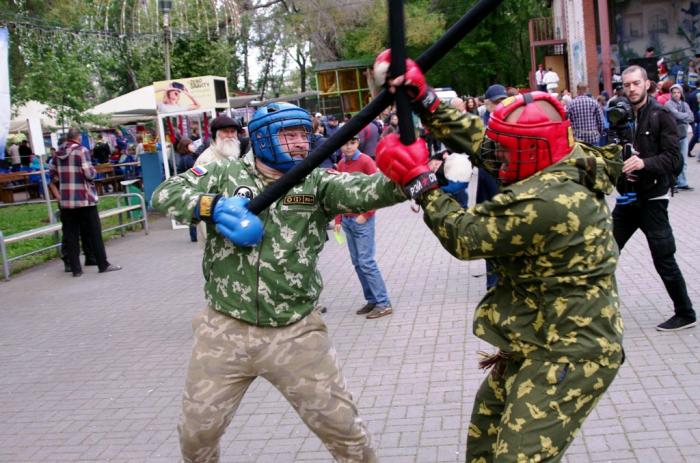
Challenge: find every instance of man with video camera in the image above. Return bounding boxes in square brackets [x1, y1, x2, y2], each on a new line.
[613, 65, 696, 331]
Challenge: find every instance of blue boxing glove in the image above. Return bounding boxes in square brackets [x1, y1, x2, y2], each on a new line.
[195, 194, 264, 247]
[213, 196, 264, 246]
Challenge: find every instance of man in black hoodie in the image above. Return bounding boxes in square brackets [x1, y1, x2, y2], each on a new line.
[614, 65, 696, 331]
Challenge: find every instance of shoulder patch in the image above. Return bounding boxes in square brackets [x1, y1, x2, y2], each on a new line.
[233, 186, 254, 200]
[190, 165, 208, 176]
[501, 96, 516, 107]
[283, 194, 316, 206]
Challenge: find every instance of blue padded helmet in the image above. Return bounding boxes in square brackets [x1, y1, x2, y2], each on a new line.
[248, 102, 312, 172]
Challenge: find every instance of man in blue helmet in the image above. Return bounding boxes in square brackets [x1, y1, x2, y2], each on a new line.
[151, 102, 406, 462]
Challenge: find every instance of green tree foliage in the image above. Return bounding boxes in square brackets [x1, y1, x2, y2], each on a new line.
[428, 0, 548, 95]
[1, 0, 548, 120]
[340, 0, 445, 60]
[10, 28, 97, 125]
[338, 0, 548, 96]
[171, 34, 237, 83]
[3, 0, 244, 124]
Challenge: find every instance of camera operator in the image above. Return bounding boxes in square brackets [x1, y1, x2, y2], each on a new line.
[614, 65, 696, 332]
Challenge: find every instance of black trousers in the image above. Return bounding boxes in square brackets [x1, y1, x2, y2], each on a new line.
[613, 199, 695, 319]
[59, 208, 95, 267]
[61, 206, 109, 273]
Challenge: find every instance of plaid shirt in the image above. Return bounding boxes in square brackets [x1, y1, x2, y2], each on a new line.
[50, 140, 98, 209]
[567, 95, 604, 145]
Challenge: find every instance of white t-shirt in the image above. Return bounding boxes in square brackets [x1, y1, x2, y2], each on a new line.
[9, 144, 20, 164]
[543, 71, 560, 91]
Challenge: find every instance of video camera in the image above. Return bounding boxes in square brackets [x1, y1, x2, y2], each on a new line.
[606, 96, 638, 205]
[606, 96, 633, 145]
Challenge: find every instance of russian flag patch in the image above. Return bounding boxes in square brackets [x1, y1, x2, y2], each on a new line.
[190, 165, 208, 177]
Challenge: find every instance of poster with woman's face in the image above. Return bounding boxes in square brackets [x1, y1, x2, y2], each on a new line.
[153, 76, 228, 114]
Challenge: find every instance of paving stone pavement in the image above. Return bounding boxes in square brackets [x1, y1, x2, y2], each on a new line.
[2, 158, 700, 463]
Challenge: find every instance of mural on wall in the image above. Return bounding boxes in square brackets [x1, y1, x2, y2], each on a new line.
[611, 1, 700, 67]
[678, 2, 700, 49]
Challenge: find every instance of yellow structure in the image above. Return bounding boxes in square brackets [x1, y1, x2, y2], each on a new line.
[314, 60, 373, 117]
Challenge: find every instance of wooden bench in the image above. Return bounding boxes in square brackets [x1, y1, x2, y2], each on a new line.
[0, 192, 149, 280]
[94, 164, 124, 195]
[0, 173, 41, 203]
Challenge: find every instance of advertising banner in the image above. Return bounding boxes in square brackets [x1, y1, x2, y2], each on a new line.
[0, 28, 10, 159]
[153, 75, 229, 114]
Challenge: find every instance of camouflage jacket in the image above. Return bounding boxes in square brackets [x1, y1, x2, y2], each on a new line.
[420, 102, 625, 365]
[151, 155, 405, 327]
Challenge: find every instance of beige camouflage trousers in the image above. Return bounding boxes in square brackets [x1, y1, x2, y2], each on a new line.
[466, 356, 619, 463]
[179, 307, 376, 463]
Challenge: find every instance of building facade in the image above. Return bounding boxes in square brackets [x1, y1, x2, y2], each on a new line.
[530, 0, 699, 96]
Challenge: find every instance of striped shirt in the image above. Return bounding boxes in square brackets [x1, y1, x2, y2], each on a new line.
[50, 140, 98, 209]
[567, 95, 604, 145]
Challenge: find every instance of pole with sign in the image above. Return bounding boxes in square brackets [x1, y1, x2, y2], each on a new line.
[26, 117, 54, 224]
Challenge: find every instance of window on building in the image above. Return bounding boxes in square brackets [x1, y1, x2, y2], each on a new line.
[316, 64, 371, 116]
[338, 69, 359, 92]
[317, 71, 338, 93]
[628, 14, 643, 39]
[648, 9, 669, 34]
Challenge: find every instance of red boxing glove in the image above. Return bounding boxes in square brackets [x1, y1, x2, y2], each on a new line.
[373, 49, 440, 113]
[376, 134, 438, 199]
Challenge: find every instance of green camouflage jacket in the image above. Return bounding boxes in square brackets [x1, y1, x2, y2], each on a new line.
[420, 103, 625, 365]
[151, 155, 405, 327]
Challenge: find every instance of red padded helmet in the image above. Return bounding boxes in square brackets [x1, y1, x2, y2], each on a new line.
[484, 91, 574, 184]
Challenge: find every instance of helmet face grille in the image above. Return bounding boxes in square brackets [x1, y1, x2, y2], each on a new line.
[484, 128, 554, 184]
[249, 104, 312, 172]
[480, 138, 503, 179]
[251, 120, 311, 171]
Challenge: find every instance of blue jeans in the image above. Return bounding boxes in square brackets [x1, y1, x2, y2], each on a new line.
[676, 136, 690, 187]
[341, 215, 390, 307]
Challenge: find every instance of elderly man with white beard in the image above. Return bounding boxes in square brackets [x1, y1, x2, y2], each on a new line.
[196, 115, 245, 165]
[192, 115, 246, 243]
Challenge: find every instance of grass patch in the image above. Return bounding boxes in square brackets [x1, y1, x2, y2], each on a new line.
[0, 197, 131, 275]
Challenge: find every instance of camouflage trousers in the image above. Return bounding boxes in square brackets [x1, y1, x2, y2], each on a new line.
[179, 307, 376, 463]
[466, 355, 619, 463]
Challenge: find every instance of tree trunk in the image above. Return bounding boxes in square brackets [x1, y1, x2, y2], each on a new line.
[242, 19, 250, 92]
[297, 46, 307, 93]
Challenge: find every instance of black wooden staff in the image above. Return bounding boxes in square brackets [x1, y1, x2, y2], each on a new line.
[388, 0, 416, 146]
[247, 0, 504, 215]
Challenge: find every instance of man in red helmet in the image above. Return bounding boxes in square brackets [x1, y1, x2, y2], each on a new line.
[373, 52, 624, 462]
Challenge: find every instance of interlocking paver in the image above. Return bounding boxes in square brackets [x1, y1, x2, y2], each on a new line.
[2, 157, 700, 462]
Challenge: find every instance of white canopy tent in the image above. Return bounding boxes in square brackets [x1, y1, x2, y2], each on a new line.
[9, 100, 61, 132]
[86, 85, 157, 124]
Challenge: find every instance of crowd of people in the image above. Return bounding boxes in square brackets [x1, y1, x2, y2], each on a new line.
[529, 57, 700, 195]
[1, 131, 144, 177]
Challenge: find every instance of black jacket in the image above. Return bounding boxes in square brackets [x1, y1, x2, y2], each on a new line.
[92, 142, 111, 164]
[622, 97, 680, 200]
